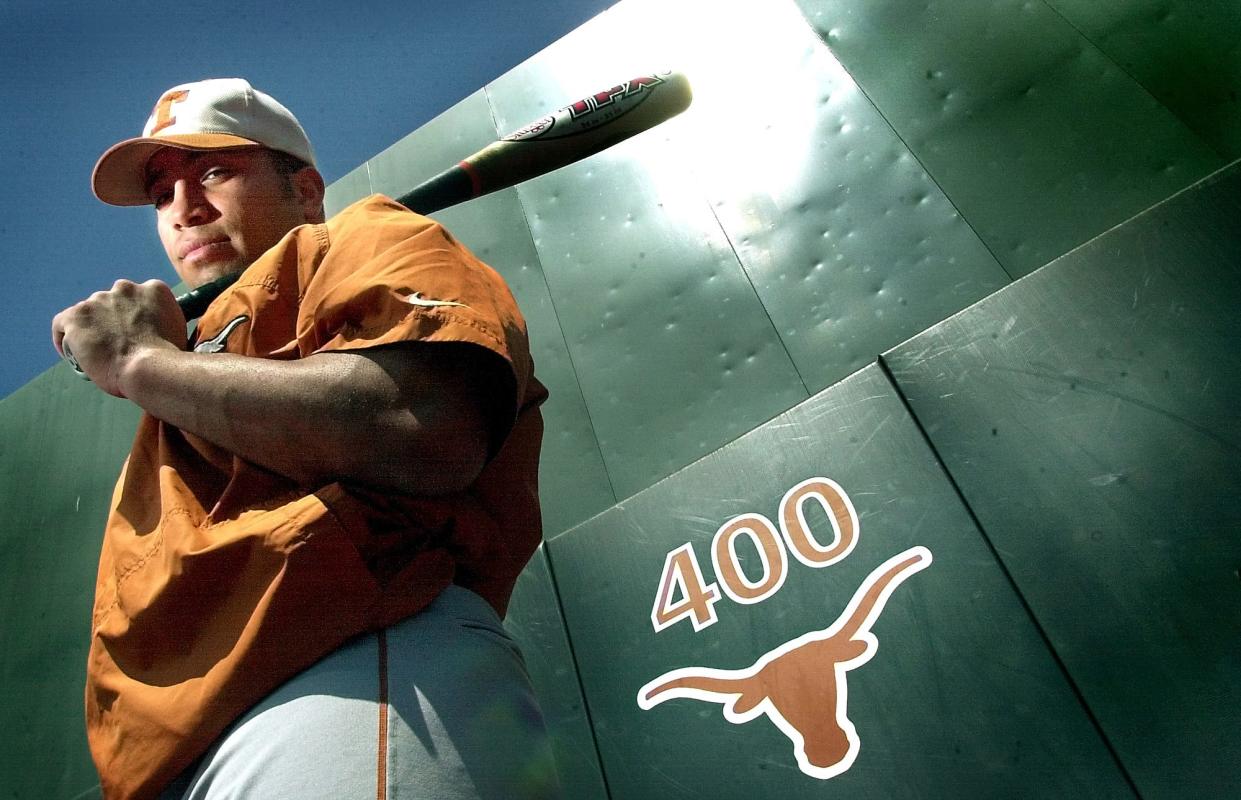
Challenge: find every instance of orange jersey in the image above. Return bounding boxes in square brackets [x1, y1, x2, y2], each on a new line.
[85, 195, 547, 799]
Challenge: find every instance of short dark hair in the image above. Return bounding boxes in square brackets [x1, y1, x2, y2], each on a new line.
[266, 148, 325, 222]
[268, 149, 311, 177]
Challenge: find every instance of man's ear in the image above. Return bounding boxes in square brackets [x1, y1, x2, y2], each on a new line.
[292, 166, 327, 223]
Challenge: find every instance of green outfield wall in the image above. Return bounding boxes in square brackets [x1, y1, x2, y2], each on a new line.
[2, 0, 1237, 796]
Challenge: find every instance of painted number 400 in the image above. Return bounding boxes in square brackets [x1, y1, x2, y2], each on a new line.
[651, 478, 859, 633]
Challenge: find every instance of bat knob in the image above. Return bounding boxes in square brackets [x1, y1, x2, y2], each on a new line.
[62, 343, 90, 379]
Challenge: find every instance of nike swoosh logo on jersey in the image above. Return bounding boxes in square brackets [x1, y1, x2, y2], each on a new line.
[405, 292, 467, 308]
[193, 315, 249, 354]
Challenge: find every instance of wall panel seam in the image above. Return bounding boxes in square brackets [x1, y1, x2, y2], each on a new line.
[874, 353, 1143, 799]
[789, 2, 1018, 283]
[479, 83, 621, 521]
[541, 540, 615, 799]
[1037, 0, 1232, 163]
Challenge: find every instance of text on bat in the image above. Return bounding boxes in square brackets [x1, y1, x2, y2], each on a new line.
[568, 74, 666, 119]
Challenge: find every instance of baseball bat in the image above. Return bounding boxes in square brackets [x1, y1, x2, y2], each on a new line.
[176, 70, 692, 320]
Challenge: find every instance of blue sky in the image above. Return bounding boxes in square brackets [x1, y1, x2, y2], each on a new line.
[0, 0, 615, 398]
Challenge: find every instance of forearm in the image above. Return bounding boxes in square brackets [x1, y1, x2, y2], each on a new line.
[119, 345, 487, 494]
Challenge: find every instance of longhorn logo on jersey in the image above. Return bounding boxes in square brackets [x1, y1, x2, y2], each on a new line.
[193, 315, 249, 354]
[638, 546, 932, 780]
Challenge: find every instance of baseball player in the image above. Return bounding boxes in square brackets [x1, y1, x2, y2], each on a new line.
[52, 78, 558, 800]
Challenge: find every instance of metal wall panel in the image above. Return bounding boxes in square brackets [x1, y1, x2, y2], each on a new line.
[365, 90, 616, 536]
[657, 0, 1011, 393]
[323, 162, 373, 219]
[503, 547, 609, 800]
[1046, 0, 1241, 160]
[484, 4, 811, 501]
[7, 1, 1233, 796]
[884, 161, 1241, 799]
[794, 0, 1226, 277]
[548, 365, 1133, 798]
[0, 366, 139, 799]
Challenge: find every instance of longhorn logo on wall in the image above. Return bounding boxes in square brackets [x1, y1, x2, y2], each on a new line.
[637, 477, 933, 780]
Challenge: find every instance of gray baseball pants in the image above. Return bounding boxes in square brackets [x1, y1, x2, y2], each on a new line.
[160, 585, 561, 799]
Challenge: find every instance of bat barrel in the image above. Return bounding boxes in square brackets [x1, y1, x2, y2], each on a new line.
[467, 71, 692, 194]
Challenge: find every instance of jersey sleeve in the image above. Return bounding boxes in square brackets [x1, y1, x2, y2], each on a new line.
[294, 195, 533, 415]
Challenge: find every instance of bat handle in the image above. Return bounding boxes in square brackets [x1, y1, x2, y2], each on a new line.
[395, 165, 475, 216]
[63, 342, 86, 377]
[176, 272, 240, 320]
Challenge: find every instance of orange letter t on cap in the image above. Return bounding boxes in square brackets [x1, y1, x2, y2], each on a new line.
[150, 90, 189, 135]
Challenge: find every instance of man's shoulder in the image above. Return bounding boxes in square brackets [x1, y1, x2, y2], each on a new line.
[327, 194, 437, 236]
[321, 194, 488, 281]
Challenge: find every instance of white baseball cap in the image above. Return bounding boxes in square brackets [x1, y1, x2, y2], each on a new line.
[92, 78, 317, 206]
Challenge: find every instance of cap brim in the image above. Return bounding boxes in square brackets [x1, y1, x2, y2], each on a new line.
[91, 133, 261, 206]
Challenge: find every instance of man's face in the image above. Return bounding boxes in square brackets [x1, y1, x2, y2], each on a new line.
[146, 147, 311, 288]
